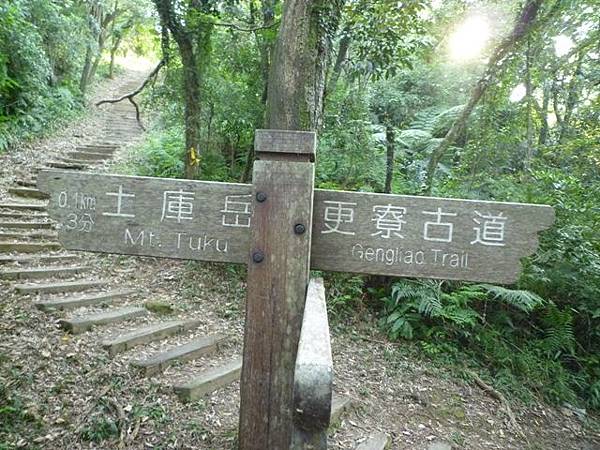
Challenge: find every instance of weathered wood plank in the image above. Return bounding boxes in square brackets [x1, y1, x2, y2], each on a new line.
[0, 221, 53, 229]
[0, 265, 89, 280]
[0, 203, 46, 212]
[37, 172, 554, 284]
[0, 254, 78, 265]
[0, 231, 57, 240]
[37, 170, 251, 265]
[0, 211, 48, 219]
[8, 187, 49, 200]
[173, 358, 242, 402]
[34, 289, 135, 311]
[45, 161, 89, 170]
[131, 334, 226, 376]
[102, 319, 200, 355]
[68, 151, 112, 161]
[311, 190, 554, 284]
[255, 129, 317, 161]
[239, 131, 316, 450]
[14, 279, 106, 294]
[59, 306, 147, 334]
[0, 242, 62, 253]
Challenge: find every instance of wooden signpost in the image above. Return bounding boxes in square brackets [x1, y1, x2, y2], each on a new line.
[38, 129, 555, 449]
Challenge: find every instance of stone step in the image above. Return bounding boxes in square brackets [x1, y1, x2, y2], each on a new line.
[331, 395, 353, 424]
[0, 253, 77, 265]
[59, 306, 148, 334]
[95, 141, 124, 147]
[75, 145, 116, 153]
[45, 161, 88, 170]
[0, 242, 62, 253]
[0, 203, 46, 212]
[14, 279, 106, 295]
[15, 179, 38, 188]
[106, 120, 138, 124]
[7, 187, 48, 200]
[103, 135, 138, 140]
[132, 334, 226, 376]
[0, 265, 89, 280]
[172, 358, 242, 402]
[103, 319, 202, 356]
[102, 127, 140, 132]
[60, 158, 103, 166]
[0, 231, 57, 240]
[0, 211, 47, 219]
[0, 221, 53, 230]
[34, 288, 135, 311]
[67, 151, 111, 161]
[356, 433, 391, 450]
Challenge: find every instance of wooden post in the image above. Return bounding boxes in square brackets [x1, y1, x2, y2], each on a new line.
[239, 129, 316, 449]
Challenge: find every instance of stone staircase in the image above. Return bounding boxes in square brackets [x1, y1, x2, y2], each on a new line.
[0, 75, 387, 449]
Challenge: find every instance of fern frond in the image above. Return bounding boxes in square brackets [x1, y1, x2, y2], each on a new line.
[541, 305, 576, 357]
[476, 284, 545, 312]
[432, 104, 465, 137]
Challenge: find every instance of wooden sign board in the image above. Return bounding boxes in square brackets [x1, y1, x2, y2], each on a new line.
[37, 170, 554, 284]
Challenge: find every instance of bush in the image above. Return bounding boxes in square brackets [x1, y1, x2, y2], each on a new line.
[134, 126, 186, 178]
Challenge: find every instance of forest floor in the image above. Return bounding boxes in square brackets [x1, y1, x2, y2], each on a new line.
[0, 69, 599, 450]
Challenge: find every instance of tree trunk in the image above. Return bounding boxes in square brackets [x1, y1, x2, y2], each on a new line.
[265, 0, 341, 130]
[109, 35, 123, 79]
[525, 37, 534, 171]
[423, 0, 545, 193]
[325, 27, 351, 97]
[538, 80, 550, 145]
[206, 101, 214, 149]
[558, 52, 584, 144]
[384, 123, 395, 194]
[254, 0, 277, 105]
[229, 135, 238, 177]
[88, 30, 108, 85]
[240, 146, 254, 183]
[79, 45, 94, 93]
[154, 0, 212, 180]
[180, 40, 202, 179]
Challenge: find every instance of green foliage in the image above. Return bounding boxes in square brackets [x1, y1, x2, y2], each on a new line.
[0, 0, 157, 152]
[318, 86, 386, 191]
[0, 382, 43, 447]
[379, 279, 591, 406]
[323, 272, 366, 318]
[134, 126, 186, 178]
[79, 417, 119, 443]
[0, 0, 89, 151]
[342, 0, 432, 79]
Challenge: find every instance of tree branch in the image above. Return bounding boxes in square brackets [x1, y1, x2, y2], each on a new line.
[203, 19, 280, 32]
[95, 59, 166, 130]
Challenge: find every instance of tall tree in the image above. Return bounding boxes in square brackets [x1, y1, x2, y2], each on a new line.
[79, 0, 120, 93]
[153, 0, 214, 179]
[423, 0, 547, 193]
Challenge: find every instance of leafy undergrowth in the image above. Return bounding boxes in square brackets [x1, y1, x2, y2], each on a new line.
[328, 271, 599, 411]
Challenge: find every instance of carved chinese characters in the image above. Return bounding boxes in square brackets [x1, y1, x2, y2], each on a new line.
[311, 190, 554, 284]
[38, 170, 554, 284]
[38, 171, 252, 264]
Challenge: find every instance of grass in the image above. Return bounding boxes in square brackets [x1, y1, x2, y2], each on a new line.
[144, 301, 174, 315]
[0, 383, 44, 447]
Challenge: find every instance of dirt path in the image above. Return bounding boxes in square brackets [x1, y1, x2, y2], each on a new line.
[0, 70, 598, 450]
